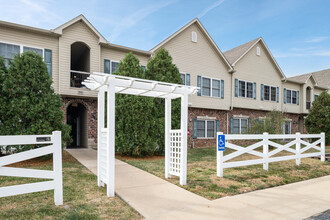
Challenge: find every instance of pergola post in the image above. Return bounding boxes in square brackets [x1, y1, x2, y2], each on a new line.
[107, 80, 115, 197]
[97, 89, 105, 186]
[165, 98, 171, 179]
[180, 94, 188, 185]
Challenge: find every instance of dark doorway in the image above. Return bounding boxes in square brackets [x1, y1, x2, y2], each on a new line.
[67, 103, 88, 148]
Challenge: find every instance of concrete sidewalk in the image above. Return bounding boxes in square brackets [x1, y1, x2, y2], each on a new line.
[66, 148, 330, 220]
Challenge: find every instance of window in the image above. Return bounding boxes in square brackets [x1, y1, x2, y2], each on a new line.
[202, 77, 211, 96]
[314, 94, 319, 101]
[196, 120, 215, 138]
[111, 61, 119, 73]
[180, 73, 190, 85]
[201, 76, 222, 97]
[256, 46, 261, 56]
[283, 121, 291, 134]
[263, 85, 277, 102]
[212, 79, 220, 97]
[232, 118, 249, 134]
[285, 89, 298, 104]
[238, 80, 253, 98]
[0, 42, 20, 67]
[286, 90, 292, 104]
[23, 46, 43, 56]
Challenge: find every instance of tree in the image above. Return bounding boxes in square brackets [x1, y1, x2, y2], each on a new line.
[145, 48, 183, 155]
[305, 91, 330, 144]
[0, 52, 71, 153]
[250, 110, 286, 134]
[115, 53, 158, 156]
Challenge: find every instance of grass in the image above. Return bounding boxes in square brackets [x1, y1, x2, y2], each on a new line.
[0, 151, 141, 220]
[119, 145, 330, 200]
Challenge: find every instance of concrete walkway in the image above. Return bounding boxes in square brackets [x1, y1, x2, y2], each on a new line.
[66, 148, 330, 220]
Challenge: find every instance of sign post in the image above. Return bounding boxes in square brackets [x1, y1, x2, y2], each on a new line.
[217, 132, 225, 177]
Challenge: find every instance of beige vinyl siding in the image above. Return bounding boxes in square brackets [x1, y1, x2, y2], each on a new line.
[232, 42, 283, 112]
[282, 81, 301, 113]
[101, 47, 150, 72]
[0, 25, 59, 93]
[59, 21, 99, 98]
[158, 23, 231, 110]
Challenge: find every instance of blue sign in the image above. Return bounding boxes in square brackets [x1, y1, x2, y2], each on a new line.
[218, 134, 225, 151]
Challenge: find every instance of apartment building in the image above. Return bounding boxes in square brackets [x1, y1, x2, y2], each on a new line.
[0, 15, 328, 148]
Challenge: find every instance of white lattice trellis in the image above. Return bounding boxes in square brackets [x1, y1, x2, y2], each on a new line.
[169, 130, 182, 176]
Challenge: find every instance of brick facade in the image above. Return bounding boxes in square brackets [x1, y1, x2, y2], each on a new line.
[189, 107, 306, 148]
[61, 97, 98, 144]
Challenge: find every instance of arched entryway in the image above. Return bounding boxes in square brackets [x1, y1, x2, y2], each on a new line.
[67, 103, 88, 148]
[306, 87, 311, 109]
[70, 42, 90, 88]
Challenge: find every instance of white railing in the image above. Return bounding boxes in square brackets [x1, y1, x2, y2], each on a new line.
[217, 132, 325, 177]
[0, 131, 63, 205]
[169, 130, 182, 177]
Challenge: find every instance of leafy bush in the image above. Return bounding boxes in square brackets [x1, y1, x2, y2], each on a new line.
[249, 110, 286, 134]
[305, 91, 330, 144]
[0, 52, 71, 153]
[114, 49, 182, 156]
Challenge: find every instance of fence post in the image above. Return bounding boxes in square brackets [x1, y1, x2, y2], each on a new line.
[53, 131, 63, 206]
[263, 132, 269, 171]
[217, 132, 224, 177]
[321, 132, 325, 162]
[296, 132, 301, 166]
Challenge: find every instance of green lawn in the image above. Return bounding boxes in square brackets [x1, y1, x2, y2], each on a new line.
[119, 145, 330, 200]
[0, 151, 141, 220]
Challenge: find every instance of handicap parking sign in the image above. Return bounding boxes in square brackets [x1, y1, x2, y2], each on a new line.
[218, 134, 225, 151]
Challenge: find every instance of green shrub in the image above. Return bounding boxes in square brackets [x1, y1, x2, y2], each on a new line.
[249, 110, 285, 134]
[305, 91, 330, 144]
[0, 52, 71, 152]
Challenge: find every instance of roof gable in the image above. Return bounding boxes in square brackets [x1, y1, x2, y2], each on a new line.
[287, 69, 330, 89]
[224, 37, 286, 80]
[53, 14, 107, 43]
[150, 18, 233, 71]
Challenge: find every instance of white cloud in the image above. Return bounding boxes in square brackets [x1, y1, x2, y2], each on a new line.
[197, 0, 225, 18]
[0, 0, 64, 28]
[110, 1, 176, 41]
[303, 36, 328, 43]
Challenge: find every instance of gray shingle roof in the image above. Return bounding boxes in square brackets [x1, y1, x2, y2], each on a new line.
[287, 69, 330, 89]
[223, 38, 260, 65]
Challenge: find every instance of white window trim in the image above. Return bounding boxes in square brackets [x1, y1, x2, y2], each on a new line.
[238, 79, 254, 99]
[0, 40, 45, 60]
[110, 60, 120, 74]
[197, 119, 215, 139]
[263, 84, 277, 102]
[233, 117, 249, 134]
[201, 76, 222, 98]
[285, 88, 298, 104]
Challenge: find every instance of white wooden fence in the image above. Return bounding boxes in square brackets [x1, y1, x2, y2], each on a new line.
[217, 132, 325, 177]
[0, 131, 63, 205]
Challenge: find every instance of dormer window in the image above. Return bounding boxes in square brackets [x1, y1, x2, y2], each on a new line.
[192, 31, 197, 43]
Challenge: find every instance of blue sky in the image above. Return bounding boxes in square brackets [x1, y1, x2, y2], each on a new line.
[0, 0, 329, 77]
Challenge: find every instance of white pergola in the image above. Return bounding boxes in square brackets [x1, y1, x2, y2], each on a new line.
[83, 72, 198, 197]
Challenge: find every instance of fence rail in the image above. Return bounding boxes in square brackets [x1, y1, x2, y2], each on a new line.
[217, 132, 325, 177]
[0, 131, 63, 205]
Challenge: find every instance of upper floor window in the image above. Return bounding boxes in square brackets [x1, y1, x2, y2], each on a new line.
[104, 60, 119, 74]
[0, 42, 20, 67]
[200, 76, 222, 98]
[261, 84, 278, 102]
[111, 61, 119, 73]
[314, 94, 319, 101]
[284, 88, 299, 105]
[180, 73, 190, 86]
[238, 80, 253, 99]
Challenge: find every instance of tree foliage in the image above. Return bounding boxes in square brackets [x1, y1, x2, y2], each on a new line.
[114, 49, 183, 156]
[115, 53, 157, 156]
[305, 91, 330, 144]
[249, 110, 286, 134]
[0, 52, 71, 153]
